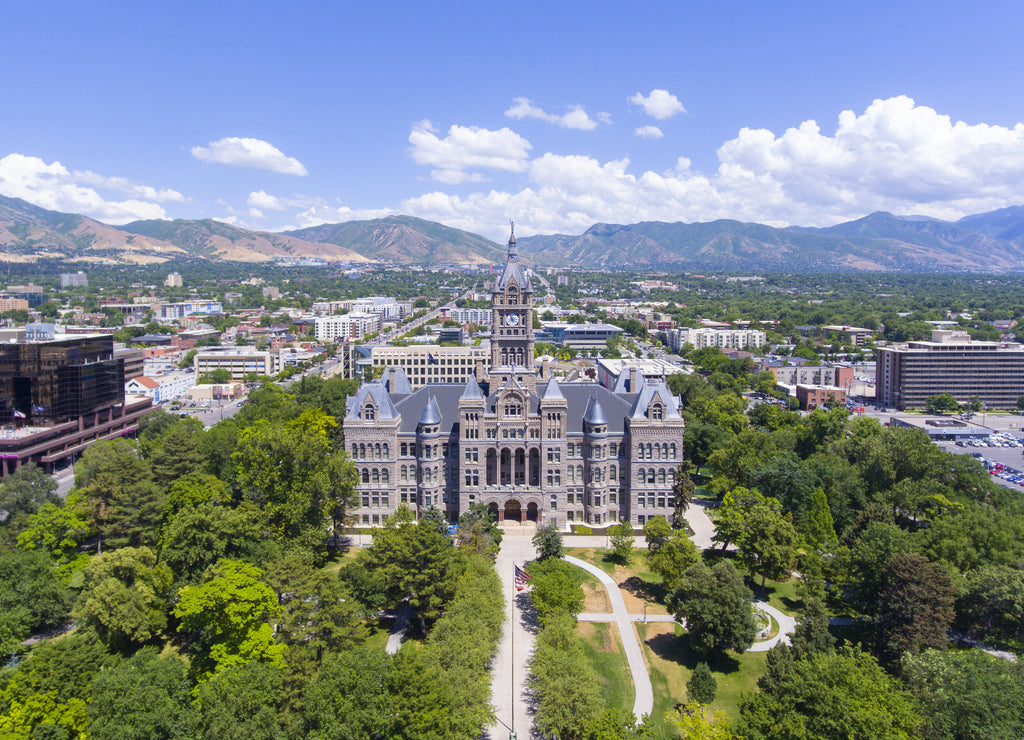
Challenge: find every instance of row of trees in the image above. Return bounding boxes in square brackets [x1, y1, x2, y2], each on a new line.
[524, 524, 648, 740]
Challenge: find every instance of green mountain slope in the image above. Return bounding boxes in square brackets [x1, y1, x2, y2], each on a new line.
[517, 211, 1024, 272]
[285, 215, 505, 264]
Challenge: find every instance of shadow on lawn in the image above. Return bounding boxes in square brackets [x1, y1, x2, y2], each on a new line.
[645, 629, 741, 675]
[620, 575, 665, 604]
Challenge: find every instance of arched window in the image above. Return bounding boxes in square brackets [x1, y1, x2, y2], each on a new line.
[382, 443, 389, 459]
[351, 443, 358, 458]
[374, 443, 381, 459]
[363, 405, 375, 420]
[382, 469, 389, 484]
[647, 469, 656, 484]
[658, 469, 666, 485]
[637, 468, 645, 484]
[361, 469, 369, 483]
[651, 404, 663, 420]
[646, 443, 653, 459]
[609, 465, 617, 481]
[661, 443, 669, 459]
[371, 469, 380, 484]
[670, 443, 676, 459]
[668, 469, 675, 486]
[358, 443, 365, 459]
[401, 465, 408, 481]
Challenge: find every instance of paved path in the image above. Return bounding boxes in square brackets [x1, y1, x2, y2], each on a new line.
[486, 526, 538, 740]
[748, 600, 796, 652]
[564, 555, 654, 722]
[384, 608, 410, 655]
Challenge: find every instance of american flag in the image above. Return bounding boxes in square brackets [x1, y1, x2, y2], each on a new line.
[514, 563, 531, 591]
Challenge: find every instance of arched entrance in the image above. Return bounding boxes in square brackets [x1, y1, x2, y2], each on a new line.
[487, 502, 499, 522]
[526, 502, 539, 521]
[504, 499, 522, 522]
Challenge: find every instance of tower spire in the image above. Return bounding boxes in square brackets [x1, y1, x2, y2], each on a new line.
[507, 220, 517, 260]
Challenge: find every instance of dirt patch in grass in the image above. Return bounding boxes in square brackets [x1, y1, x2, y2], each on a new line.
[583, 580, 612, 613]
[578, 621, 620, 653]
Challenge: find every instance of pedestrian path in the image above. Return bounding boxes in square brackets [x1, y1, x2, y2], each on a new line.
[485, 527, 538, 740]
[564, 555, 654, 721]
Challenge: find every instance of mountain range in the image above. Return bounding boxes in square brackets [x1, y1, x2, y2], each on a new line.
[2, 193, 1024, 273]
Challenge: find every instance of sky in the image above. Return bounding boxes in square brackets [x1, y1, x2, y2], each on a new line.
[3, 1, 1024, 243]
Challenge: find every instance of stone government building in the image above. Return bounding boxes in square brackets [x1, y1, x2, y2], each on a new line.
[344, 227, 685, 527]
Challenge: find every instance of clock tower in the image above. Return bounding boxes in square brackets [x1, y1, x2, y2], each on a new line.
[490, 223, 535, 382]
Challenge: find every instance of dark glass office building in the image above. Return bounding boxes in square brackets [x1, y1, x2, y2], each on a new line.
[0, 335, 125, 424]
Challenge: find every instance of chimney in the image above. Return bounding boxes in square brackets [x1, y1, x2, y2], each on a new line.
[629, 366, 638, 391]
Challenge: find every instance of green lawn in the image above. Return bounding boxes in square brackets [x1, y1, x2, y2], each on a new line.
[637, 621, 767, 729]
[576, 621, 635, 718]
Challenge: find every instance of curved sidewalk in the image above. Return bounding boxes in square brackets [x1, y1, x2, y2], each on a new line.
[566, 557, 798, 723]
[564, 555, 654, 721]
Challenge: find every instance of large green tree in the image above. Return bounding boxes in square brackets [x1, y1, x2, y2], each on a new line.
[173, 558, 285, 679]
[193, 661, 286, 740]
[75, 438, 163, 551]
[88, 647, 195, 740]
[875, 553, 955, 665]
[669, 560, 757, 655]
[903, 648, 1024, 740]
[364, 520, 463, 631]
[233, 408, 357, 556]
[738, 646, 921, 739]
[73, 546, 173, 652]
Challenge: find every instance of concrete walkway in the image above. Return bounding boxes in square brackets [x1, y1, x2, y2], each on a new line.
[748, 600, 796, 652]
[485, 526, 539, 740]
[384, 608, 410, 655]
[564, 555, 654, 722]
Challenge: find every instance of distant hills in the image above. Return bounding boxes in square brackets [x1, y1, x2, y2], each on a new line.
[516, 208, 1024, 272]
[3, 192, 1024, 272]
[284, 216, 506, 265]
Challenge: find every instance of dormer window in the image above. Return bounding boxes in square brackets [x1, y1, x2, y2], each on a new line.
[363, 404, 376, 420]
[650, 403, 663, 420]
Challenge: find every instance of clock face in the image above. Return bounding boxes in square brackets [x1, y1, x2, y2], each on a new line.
[506, 313, 520, 326]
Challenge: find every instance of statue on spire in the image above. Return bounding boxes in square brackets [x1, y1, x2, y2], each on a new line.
[507, 219, 517, 260]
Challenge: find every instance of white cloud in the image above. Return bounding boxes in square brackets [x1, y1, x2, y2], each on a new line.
[408, 120, 531, 182]
[0, 153, 171, 224]
[291, 202, 395, 229]
[399, 96, 1024, 240]
[191, 137, 308, 175]
[634, 125, 664, 139]
[504, 97, 601, 130]
[629, 89, 686, 120]
[72, 171, 186, 203]
[247, 190, 285, 211]
[714, 95, 1024, 223]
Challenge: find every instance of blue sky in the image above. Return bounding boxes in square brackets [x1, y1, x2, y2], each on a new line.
[3, 1, 1024, 242]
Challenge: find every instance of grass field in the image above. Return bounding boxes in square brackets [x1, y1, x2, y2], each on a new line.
[637, 621, 767, 729]
[576, 621, 635, 717]
[567, 544, 791, 735]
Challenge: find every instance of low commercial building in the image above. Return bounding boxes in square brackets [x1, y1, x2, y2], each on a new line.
[821, 325, 874, 346]
[369, 345, 490, 389]
[125, 371, 195, 403]
[597, 358, 685, 390]
[538, 323, 623, 349]
[876, 330, 1024, 410]
[795, 384, 847, 410]
[187, 383, 243, 402]
[665, 327, 766, 352]
[194, 348, 276, 380]
[314, 313, 381, 342]
[771, 364, 854, 389]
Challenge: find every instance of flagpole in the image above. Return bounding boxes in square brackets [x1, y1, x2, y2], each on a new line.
[511, 561, 515, 740]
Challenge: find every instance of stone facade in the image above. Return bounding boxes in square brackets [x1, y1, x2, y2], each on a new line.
[343, 227, 685, 528]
